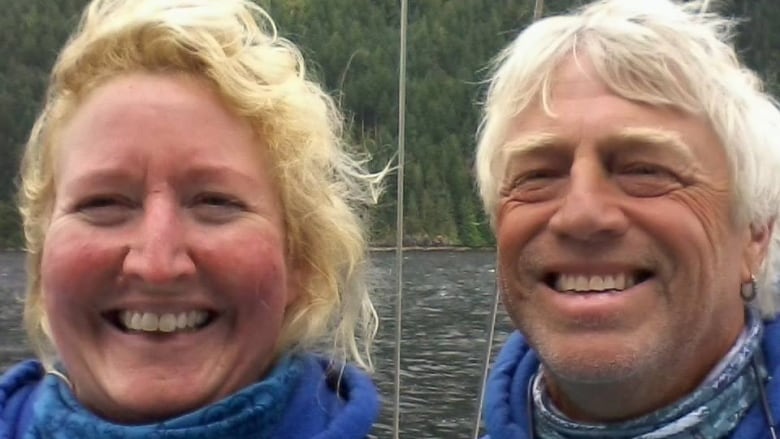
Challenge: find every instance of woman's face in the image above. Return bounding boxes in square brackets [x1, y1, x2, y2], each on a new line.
[41, 72, 298, 423]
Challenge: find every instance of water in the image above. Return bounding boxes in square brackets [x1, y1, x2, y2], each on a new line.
[0, 250, 514, 438]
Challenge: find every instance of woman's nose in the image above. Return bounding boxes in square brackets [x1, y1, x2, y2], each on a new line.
[121, 197, 196, 284]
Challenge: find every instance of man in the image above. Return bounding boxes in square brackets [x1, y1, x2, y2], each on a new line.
[475, 0, 780, 437]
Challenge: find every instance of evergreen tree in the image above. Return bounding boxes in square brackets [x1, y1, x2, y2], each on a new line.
[0, 0, 778, 248]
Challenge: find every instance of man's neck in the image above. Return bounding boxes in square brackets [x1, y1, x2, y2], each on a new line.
[543, 324, 745, 422]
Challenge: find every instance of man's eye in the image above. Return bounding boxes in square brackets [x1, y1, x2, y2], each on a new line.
[502, 169, 563, 202]
[621, 164, 669, 176]
[510, 169, 561, 188]
[615, 164, 682, 197]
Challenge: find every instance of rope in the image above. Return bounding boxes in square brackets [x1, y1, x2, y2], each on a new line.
[392, 0, 409, 437]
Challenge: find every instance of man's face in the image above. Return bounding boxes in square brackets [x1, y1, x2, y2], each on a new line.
[496, 56, 762, 400]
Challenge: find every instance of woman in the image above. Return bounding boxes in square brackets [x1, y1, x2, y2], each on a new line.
[0, 0, 382, 437]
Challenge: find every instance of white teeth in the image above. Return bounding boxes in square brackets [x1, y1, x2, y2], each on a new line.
[555, 273, 638, 293]
[177, 312, 188, 329]
[131, 312, 142, 329]
[187, 311, 208, 328]
[141, 313, 158, 331]
[118, 310, 210, 333]
[158, 314, 177, 333]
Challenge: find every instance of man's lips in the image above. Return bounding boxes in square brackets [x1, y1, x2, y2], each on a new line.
[543, 270, 654, 294]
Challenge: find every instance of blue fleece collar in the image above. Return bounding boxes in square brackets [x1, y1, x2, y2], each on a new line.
[484, 316, 780, 439]
[532, 309, 765, 438]
[25, 355, 302, 439]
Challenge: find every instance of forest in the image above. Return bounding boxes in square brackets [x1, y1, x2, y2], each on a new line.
[0, 0, 778, 248]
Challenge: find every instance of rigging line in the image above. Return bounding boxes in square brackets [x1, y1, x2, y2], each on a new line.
[471, 264, 502, 439]
[700, 0, 712, 14]
[473, 2, 544, 436]
[534, 0, 545, 20]
[392, 0, 409, 437]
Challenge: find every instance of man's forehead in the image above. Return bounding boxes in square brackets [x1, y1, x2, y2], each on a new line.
[549, 54, 612, 100]
[501, 127, 696, 163]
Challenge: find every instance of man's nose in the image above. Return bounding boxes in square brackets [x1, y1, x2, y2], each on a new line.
[121, 198, 196, 284]
[548, 161, 629, 243]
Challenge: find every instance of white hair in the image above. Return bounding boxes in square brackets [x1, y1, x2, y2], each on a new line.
[475, 0, 780, 315]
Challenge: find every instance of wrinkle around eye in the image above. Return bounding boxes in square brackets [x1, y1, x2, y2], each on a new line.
[501, 173, 565, 203]
[502, 178, 564, 203]
[614, 174, 684, 198]
[189, 193, 248, 223]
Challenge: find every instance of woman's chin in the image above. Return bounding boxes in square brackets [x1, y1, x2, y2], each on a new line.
[93, 386, 216, 425]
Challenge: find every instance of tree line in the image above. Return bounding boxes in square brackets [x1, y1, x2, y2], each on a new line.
[1, 0, 778, 249]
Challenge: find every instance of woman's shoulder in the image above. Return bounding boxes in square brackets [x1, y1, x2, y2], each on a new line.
[0, 360, 45, 404]
[0, 360, 45, 438]
[276, 353, 380, 439]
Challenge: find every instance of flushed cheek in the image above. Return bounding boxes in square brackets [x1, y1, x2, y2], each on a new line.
[199, 233, 290, 312]
[41, 224, 124, 308]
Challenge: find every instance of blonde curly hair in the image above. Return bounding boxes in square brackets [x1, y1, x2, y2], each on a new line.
[19, 0, 382, 370]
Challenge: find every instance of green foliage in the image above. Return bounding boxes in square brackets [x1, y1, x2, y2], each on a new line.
[0, 0, 778, 248]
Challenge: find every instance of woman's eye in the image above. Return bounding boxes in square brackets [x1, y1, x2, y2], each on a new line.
[75, 196, 133, 225]
[191, 193, 247, 222]
[194, 193, 245, 208]
[78, 197, 117, 209]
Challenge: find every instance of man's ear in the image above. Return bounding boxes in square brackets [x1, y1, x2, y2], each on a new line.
[741, 220, 774, 282]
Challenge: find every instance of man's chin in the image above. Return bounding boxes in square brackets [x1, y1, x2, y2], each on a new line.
[534, 339, 652, 385]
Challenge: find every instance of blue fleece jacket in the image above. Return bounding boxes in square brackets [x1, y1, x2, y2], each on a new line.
[0, 354, 379, 439]
[483, 318, 780, 439]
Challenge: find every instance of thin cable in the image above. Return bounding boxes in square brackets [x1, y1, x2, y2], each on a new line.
[753, 357, 779, 439]
[533, 0, 545, 20]
[471, 279, 501, 439]
[392, 0, 408, 437]
[473, 3, 544, 435]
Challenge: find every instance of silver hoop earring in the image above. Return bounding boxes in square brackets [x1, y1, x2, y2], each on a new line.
[740, 274, 758, 302]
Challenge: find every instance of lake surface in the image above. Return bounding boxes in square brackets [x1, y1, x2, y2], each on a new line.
[0, 250, 515, 438]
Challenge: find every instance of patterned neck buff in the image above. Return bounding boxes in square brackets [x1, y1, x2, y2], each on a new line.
[533, 309, 765, 439]
[27, 355, 303, 439]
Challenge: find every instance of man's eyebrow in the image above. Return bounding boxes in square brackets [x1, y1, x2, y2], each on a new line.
[501, 132, 561, 159]
[501, 128, 696, 160]
[603, 127, 696, 160]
